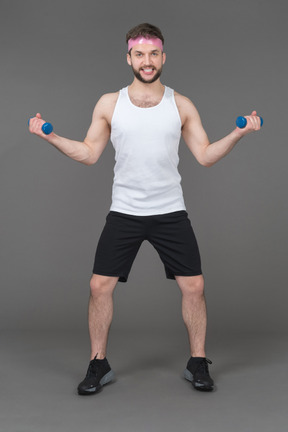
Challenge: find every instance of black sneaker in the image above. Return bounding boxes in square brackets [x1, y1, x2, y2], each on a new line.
[184, 357, 214, 391]
[77, 356, 115, 395]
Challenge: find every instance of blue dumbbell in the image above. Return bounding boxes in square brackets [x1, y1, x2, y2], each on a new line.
[236, 116, 263, 129]
[28, 118, 53, 135]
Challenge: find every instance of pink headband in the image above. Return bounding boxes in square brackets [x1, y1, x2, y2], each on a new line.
[128, 36, 163, 52]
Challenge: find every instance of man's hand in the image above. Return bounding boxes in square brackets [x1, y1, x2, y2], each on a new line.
[28, 113, 54, 140]
[236, 111, 262, 136]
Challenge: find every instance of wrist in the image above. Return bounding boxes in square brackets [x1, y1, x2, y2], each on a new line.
[231, 127, 244, 141]
[47, 132, 60, 145]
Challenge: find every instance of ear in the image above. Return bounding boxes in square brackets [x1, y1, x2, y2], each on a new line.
[162, 52, 166, 64]
[127, 53, 132, 66]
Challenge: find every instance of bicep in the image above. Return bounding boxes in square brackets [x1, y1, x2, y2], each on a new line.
[181, 105, 210, 165]
[83, 104, 111, 164]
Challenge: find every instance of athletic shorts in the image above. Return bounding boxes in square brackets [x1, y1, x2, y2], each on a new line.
[92, 210, 202, 282]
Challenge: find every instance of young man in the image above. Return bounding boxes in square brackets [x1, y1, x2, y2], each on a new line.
[29, 23, 261, 394]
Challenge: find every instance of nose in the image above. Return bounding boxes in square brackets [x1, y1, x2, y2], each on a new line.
[143, 53, 152, 64]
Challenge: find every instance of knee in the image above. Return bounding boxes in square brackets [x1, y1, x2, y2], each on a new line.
[177, 275, 205, 298]
[90, 275, 117, 298]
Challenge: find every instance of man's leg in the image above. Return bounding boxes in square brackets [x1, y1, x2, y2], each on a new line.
[77, 274, 118, 395]
[176, 274, 214, 391]
[89, 274, 119, 360]
[175, 275, 207, 357]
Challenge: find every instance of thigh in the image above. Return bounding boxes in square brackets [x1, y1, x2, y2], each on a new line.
[93, 212, 145, 282]
[148, 211, 202, 279]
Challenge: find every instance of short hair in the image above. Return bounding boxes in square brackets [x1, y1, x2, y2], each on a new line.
[126, 23, 164, 46]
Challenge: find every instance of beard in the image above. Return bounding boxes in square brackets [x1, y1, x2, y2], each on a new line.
[131, 65, 163, 84]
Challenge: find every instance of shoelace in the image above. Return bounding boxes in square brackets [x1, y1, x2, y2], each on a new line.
[86, 355, 102, 378]
[195, 358, 212, 375]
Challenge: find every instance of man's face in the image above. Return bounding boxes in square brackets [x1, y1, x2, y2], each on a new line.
[127, 44, 166, 84]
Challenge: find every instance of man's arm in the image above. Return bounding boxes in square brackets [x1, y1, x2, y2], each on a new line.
[29, 93, 118, 166]
[176, 94, 261, 167]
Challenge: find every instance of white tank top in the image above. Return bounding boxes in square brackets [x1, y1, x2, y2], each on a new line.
[110, 86, 186, 216]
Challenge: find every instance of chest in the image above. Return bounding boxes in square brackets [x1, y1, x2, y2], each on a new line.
[112, 91, 181, 142]
[129, 95, 163, 108]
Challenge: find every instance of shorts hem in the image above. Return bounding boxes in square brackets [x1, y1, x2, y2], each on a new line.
[92, 271, 128, 283]
[166, 272, 203, 280]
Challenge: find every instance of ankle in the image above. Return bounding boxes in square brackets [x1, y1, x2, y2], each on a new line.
[90, 353, 106, 361]
[191, 351, 206, 358]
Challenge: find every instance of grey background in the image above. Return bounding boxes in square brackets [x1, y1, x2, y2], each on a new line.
[1, 0, 287, 431]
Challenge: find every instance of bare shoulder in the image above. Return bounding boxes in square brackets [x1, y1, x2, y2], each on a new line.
[174, 91, 199, 115]
[93, 91, 120, 124]
[98, 92, 119, 107]
[174, 91, 201, 127]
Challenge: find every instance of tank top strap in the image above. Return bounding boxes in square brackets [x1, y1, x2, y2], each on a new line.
[163, 86, 173, 98]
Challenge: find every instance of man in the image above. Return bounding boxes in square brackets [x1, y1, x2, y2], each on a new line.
[29, 23, 261, 394]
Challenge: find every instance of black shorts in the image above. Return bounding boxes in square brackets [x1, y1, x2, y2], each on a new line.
[93, 210, 202, 282]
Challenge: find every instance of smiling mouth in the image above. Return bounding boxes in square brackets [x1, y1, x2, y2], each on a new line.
[141, 67, 155, 74]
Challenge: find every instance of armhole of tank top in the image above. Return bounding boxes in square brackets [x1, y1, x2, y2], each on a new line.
[111, 89, 123, 128]
[170, 89, 182, 130]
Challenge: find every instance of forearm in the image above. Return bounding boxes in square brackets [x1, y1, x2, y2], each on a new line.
[29, 108, 111, 165]
[202, 128, 243, 167]
[46, 133, 93, 165]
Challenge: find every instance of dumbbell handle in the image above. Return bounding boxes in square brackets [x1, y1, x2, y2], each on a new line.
[28, 118, 53, 135]
[236, 116, 263, 129]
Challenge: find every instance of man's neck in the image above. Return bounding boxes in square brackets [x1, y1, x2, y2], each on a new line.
[129, 78, 165, 97]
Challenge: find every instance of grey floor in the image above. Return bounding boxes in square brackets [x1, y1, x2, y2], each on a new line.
[1, 329, 287, 432]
